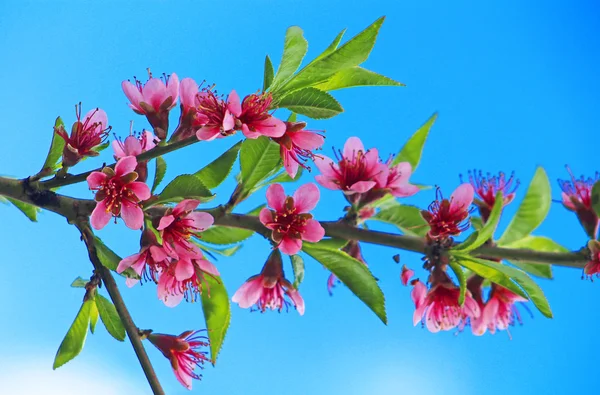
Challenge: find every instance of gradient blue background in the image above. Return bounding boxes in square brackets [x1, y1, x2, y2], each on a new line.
[0, 1, 598, 394]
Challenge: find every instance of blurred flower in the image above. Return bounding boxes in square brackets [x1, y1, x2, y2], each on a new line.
[585, 239, 600, 278]
[112, 130, 158, 182]
[421, 184, 474, 239]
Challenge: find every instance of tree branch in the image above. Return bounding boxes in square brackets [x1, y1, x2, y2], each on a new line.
[76, 223, 165, 395]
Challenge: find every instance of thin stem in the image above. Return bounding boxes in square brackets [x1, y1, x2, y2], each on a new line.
[40, 135, 200, 189]
[77, 223, 165, 395]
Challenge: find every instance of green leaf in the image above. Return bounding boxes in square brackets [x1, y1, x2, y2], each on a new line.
[151, 156, 167, 194]
[313, 29, 346, 62]
[53, 300, 92, 369]
[497, 167, 551, 245]
[195, 142, 242, 189]
[276, 87, 343, 119]
[591, 181, 600, 218]
[195, 241, 243, 257]
[199, 226, 254, 245]
[448, 260, 466, 305]
[471, 216, 483, 231]
[89, 299, 99, 334]
[94, 237, 139, 279]
[509, 261, 553, 279]
[453, 255, 528, 300]
[453, 191, 503, 253]
[393, 112, 437, 170]
[6, 197, 39, 222]
[455, 254, 552, 318]
[200, 275, 230, 365]
[287, 112, 297, 122]
[256, 166, 303, 191]
[313, 67, 404, 91]
[91, 141, 110, 153]
[240, 136, 282, 191]
[144, 217, 163, 245]
[153, 174, 214, 206]
[95, 295, 126, 341]
[276, 17, 386, 94]
[501, 235, 568, 253]
[315, 238, 349, 250]
[41, 117, 66, 175]
[263, 55, 274, 91]
[372, 203, 429, 237]
[290, 255, 305, 288]
[70, 277, 88, 288]
[270, 27, 308, 90]
[302, 242, 386, 323]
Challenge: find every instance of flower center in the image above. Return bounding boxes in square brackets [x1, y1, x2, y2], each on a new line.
[272, 197, 311, 239]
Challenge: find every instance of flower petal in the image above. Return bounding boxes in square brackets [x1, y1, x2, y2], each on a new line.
[187, 212, 214, 231]
[173, 199, 200, 217]
[87, 171, 107, 189]
[266, 184, 287, 212]
[349, 180, 376, 193]
[117, 252, 141, 274]
[124, 135, 142, 156]
[227, 90, 242, 117]
[91, 200, 112, 230]
[115, 156, 138, 176]
[259, 208, 273, 226]
[128, 181, 151, 201]
[450, 183, 475, 213]
[121, 201, 144, 230]
[122, 80, 144, 111]
[301, 219, 325, 243]
[343, 137, 365, 159]
[112, 140, 126, 158]
[288, 289, 305, 315]
[290, 131, 324, 150]
[293, 183, 320, 213]
[196, 259, 220, 276]
[251, 117, 286, 138]
[279, 237, 302, 255]
[175, 259, 195, 281]
[232, 278, 263, 308]
[179, 77, 199, 109]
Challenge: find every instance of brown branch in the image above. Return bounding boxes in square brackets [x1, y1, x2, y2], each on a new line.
[76, 222, 165, 395]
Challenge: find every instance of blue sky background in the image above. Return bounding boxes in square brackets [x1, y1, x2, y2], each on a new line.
[0, 1, 599, 394]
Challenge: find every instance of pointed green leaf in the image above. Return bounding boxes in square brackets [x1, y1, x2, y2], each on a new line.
[315, 238, 349, 250]
[240, 136, 282, 191]
[455, 254, 552, 318]
[313, 29, 346, 62]
[70, 277, 88, 288]
[471, 216, 483, 231]
[302, 242, 386, 323]
[94, 237, 139, 279]
[393, 113, 437, 170]
[195, 142, 242, 189]
[153, 174, 214, 206]
[509, 261, 553, 279]
[53, 300, 92, 369]
[144, 217, 163, 245]
[6, 197, 39, 222]
[290, 255, 305, 288]
[263, 55, 274, 91]
[453, 254, 527, 300]
[41, 117, 66, 175]
[195, 241, 243, 257]
[454, 191, 503, 253]
[91, 141, 110, 153]
[276, 87, 343, 119]
[287, 112, 297, 122]
[591, 181, 600, 218]
[199, 226, 254, 245]
[89, 299, 99, 334]
[270, 27, 308, 90]
[95, 295, 126, 341]
[498, 167, 551, 245]
[151, 156, 167, 194]
[276, 17, 386, 93]
[313, 67, 404, 91]
[200, 275, 230, 365]
[372, 203, 429, 237]
[501, 235, 568, 253]
[448, 259, 466, 305]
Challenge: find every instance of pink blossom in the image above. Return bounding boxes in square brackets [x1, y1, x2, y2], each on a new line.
[377, 161, 420, 198]
[56, 105, 110, 167]
[195, 89, 238, 141]
[232, 250, 305, 315]
[314, 137, 387, 195]
[585, 239, 600, 278]
[121, 71, 179, 139]
[147, 330, 209, 390]
[229, 91, 286, 139]
[273, 121, 325, 178]
[411, 280, 481, 333]
[421, 184, 474, 239]
[558, 167, 600, 239]
[157, 255, 220, 307]
[157, 199, 214, 260]
[87, 156, 151, 230]
[479, 285, 528, 336]
[259, 183, 325, 255]
[401, 265, 414, 286]
[112, 130, 158, 182]
[464, 170, 519, 222]
[116, 228, 170, 282]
